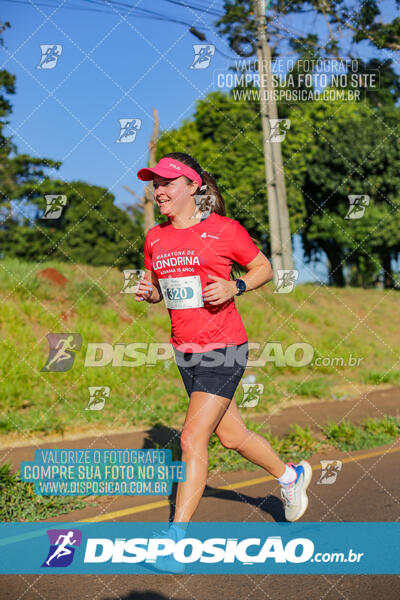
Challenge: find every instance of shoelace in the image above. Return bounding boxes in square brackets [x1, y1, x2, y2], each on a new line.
[280, 480, 296, 504]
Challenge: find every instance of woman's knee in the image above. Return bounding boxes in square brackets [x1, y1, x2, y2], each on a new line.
[180, 428, 209, 454]
[216, 427, 250, 450]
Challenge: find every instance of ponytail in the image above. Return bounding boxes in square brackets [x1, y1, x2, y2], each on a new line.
[197, 170, 225, 216]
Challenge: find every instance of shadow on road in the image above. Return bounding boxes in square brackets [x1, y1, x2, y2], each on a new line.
[203, 487, 286, 522]
[141, 426, 286, 523]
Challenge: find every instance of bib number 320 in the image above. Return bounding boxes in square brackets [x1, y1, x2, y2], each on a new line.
[159, 275, 204, 309]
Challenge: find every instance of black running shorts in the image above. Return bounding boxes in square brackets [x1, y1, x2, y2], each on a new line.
[173, 342, 249, 400]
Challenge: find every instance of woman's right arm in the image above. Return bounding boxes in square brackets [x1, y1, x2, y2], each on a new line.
[135, 268, 163, 304]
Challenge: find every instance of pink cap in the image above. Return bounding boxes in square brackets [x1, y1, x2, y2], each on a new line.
[137, 157, 202, 188]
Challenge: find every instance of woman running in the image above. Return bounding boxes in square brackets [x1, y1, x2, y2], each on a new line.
[135, 153, 312, 550]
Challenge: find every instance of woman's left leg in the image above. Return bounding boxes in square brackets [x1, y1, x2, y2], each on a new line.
[214, 397, 286, 478]
[173, 390, 232, 523]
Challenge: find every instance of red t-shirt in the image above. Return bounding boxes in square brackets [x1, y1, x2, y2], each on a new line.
[144, 212, 260, 352]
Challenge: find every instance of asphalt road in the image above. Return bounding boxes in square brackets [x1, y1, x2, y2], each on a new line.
[1, 441, 399, 600]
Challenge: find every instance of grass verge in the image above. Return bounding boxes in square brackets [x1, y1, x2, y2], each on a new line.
[323, 416, 400, 451]
[1, 257, 400, 436]
[0, 463, 97, 522]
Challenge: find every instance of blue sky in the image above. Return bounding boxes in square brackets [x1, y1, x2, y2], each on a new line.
[1, 1, 240, 201]
[0, 0, 397, 282]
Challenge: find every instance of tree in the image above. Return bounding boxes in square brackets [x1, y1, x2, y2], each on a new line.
[0, 22, 144, 270]
[216, 1, 400, 57]
[1, 180, 144, 269]
[213, 0, 400, 287]
[286, 97, 400, 287]
[156, 89, 308, 248]
[0, 21, 61, 225]
[156, 85, 400, 287]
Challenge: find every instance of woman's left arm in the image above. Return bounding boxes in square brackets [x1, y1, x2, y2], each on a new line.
[236, 250, 273, 293]
[203, 251, 273, 305]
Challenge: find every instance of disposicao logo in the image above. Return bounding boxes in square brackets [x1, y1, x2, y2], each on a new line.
[83, 535, 315, 564]
[42, 529, 82, 568]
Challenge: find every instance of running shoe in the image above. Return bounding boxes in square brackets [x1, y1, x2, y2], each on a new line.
[150, 524, 186, 574]
[279, 460, 312, 522]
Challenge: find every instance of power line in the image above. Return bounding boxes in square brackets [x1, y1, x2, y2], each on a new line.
[84, 0, 191, 21]
[94, 0, 253, 59]
[2, 0, 215, 29]
[82, 0, 215, 27]
[159, 0, 224, 18]
[3, 0, 270, 61]
[2, 0, 120, 14]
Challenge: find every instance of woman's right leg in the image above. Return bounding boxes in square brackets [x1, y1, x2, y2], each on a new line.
[173, 389, 232, 523]
[214, 397, 286, 479]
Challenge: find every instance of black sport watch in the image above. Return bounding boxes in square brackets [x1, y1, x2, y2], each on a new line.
[235, 279, 246, 296]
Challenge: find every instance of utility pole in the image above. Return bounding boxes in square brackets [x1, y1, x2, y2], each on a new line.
[124, 108, 159, 233]
[253, 0, 293, 281]
[143, 107, 159, 232]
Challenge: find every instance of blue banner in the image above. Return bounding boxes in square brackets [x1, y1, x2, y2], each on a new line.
[0, 522, 398, 574]
[20, 449, 186, 496]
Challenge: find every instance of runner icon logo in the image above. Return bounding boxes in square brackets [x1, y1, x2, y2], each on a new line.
[317, 460, 342, 485]
[41, 333, 82, 372]
[42, 529, 82, 568]
[121, 269, 145, 294]
[344, 195, 370, 220]
[190, 44, 215, 69]
[37, 45, 62, 69]
[85, 386, 111, 411]
[193, 188, 217, 219]
[239, 383, 264, 407]
[42, 195, 67, 219]
[115, 119, 141, 143]
[274, 270, 299, 293]
[268, 118, 291, 142]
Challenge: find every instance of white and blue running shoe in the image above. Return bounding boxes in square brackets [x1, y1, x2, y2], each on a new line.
[151, 524, 187, 574]
[279, 460, 312, 522]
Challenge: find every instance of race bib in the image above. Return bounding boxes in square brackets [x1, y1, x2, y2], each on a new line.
[159, 276, 204, 310]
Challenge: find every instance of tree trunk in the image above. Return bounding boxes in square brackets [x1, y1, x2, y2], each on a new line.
[381, 252, 393, 289]
[322, 242, 345, 287]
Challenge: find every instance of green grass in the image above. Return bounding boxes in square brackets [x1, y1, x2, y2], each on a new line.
[286, 378, 330, 399]
[265, 424, 326, 463]
[0, 463, 97, 522]
[69, 280, 107, 306]
[362, 371, 400, 385]
[1, 256, 400, 436]
[323, 416, 400, 451]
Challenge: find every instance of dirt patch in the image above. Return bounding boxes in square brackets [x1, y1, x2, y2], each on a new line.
[36, 268, 68, 287]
